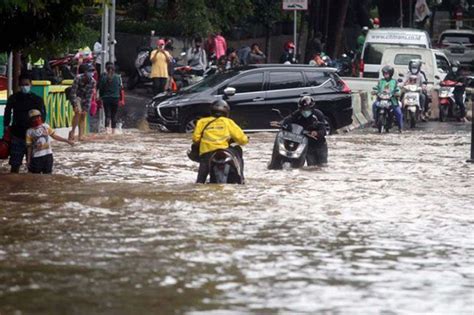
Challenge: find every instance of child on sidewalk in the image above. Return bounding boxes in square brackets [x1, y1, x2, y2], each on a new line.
[26, 109, 74, 174]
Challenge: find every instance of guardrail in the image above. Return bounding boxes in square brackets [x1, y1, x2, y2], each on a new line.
[0, 80, 88, 139]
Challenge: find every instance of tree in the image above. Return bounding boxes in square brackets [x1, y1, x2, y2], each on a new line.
[0, 0, 95, 91]
[0, 0, 94, 54]
[251, 0, 282, 62]
[325, 0, 350, 57]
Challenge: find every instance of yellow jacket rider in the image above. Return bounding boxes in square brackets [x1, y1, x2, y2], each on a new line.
[192, 100, 248, 183]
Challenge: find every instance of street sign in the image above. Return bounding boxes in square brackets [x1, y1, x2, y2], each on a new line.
[282, 0, 308, 11]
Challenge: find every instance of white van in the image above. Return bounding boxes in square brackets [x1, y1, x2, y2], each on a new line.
[380, 47, 451, 81]
[360, 28, 432, 78]
[380, 47, 452, 92]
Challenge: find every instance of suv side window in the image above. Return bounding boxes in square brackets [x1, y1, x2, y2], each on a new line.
[305, 71, 329, 87]
[268, 71, 304, 90]
[435, 54, 450, 73]
[226, 72, 264, 94]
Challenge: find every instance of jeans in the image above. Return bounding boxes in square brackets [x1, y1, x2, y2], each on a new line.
[372, 102, 403, 129]
[9, 135, 27, 170]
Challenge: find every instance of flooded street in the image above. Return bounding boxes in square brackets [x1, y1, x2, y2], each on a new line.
[0, 122, 473, 314]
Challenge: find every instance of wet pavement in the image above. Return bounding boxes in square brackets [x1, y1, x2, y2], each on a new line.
[0, 121, 473, 314]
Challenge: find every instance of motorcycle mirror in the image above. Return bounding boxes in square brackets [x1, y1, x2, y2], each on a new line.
[271, 108, 283, 118]
[223, 87, 236, 97]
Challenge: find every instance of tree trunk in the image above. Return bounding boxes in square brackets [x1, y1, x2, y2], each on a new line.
[265, 26, 271, 63]
[13, 51, 22, 93]
[326, 0, 350, 58]
[304, 0, 318, 62]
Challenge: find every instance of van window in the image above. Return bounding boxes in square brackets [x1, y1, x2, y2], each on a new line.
[394, 54, 422, 65]
[268, 72, 304, 90]
[304, 71, 329, 87]
[227, 72, 264, 93]
[440, 33, 474, 45]
[435, 55, 450, 73]
[363, 43, 426, 64]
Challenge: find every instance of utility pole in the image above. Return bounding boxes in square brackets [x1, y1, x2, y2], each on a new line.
[109, 0, 116, 65]
[400, 0, 404, 28]
[100, 1, 109, 74]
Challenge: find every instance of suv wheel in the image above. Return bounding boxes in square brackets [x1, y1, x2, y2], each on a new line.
[181, 114, 204, 133]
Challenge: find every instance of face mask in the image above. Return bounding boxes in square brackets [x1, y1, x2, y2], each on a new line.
[20, 86, 31, 93]
[301, 110, 312, 118]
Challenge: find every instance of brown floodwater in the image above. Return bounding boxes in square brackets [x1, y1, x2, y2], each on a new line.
[0, 122, 473, 314]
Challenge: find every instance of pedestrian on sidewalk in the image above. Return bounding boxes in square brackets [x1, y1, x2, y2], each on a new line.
[69, 64, 96, 141]
[150, 39, 172, 95]
[187, 37, 207, 76]
[99, 62, 122, 134]
[26, 109, 74, 174]
[248, 43, 266, 64]
[214, 32, 227, 60]
[3, 74, 46, 173]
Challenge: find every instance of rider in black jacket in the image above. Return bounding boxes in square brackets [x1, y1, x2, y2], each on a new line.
[443, 62, 469, 122]
[277, 96, 328, 166]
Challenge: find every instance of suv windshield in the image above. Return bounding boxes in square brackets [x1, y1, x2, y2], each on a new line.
[179, 71, 239, 94]
[364, 43, 425, 64]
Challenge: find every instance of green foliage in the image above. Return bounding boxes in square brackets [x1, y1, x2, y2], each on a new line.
[0, 0, 94, 55]
[251, 0, 283, 28]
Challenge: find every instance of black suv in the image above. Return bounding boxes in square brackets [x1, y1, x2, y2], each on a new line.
[146, 65, 353, 133]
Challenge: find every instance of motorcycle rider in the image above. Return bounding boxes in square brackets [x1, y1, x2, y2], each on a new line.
[192, 100, 249, 184]
[372, 65, 403, 132]
[403, 59, 429, 120]
[443, 62, 468, 122]
[269, 96, 328, 168]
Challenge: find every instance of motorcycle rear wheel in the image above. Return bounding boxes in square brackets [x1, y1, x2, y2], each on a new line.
[439, 106, 449, 122]
[409, 110, 417, 128]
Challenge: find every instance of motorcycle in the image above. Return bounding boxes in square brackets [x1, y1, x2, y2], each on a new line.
[437, 80, 465, 122]
[268, 115, 318, 169]
[401, 76, 423, 128]
[208, 146, 244, 184]
[128, 47, 152, 90]
[332, 52, 354, 77]
[374, 90, 397, 133]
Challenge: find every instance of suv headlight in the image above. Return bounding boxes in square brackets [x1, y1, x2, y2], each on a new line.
[160, 107, 178, 120]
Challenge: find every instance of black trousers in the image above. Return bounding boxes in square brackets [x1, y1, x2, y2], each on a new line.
[103, 98, 119, 128]
[306, 141, 328, 166]
[29, 154, 54, 174]
[454, 90, 466, 117]
[152, 78, 167, 95]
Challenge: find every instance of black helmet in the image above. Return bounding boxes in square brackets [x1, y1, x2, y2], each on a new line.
[408, 59, 421, 74]
[298, 96, 315, 110]
[210, 100, 230, 117]
[381, 65, 394, 78]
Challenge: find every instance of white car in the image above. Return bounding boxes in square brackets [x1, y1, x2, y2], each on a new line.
[437, 29, 474, 69]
